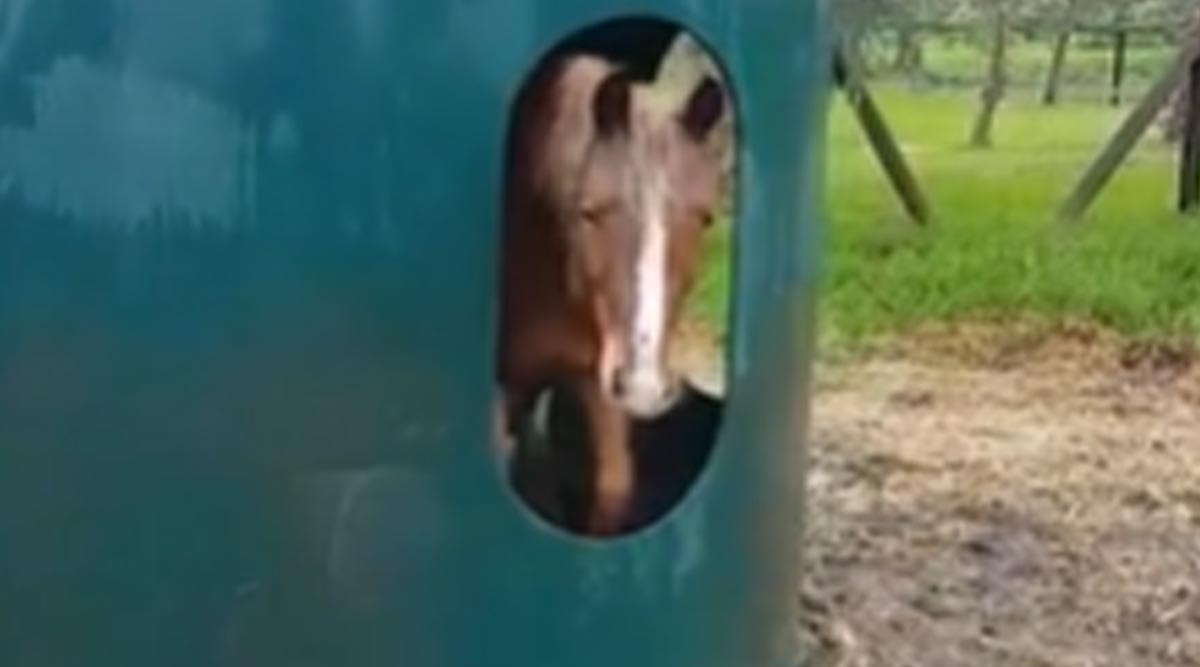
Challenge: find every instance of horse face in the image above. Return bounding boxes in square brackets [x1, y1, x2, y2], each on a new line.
[567, 71, 726, 418]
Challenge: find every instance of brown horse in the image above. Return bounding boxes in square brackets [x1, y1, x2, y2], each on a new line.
[497, 52, 727, 536]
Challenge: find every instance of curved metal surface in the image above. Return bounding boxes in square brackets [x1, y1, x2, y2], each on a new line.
[0, 1, 829, 666]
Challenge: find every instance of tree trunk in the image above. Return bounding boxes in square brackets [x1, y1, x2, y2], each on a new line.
[1042, 29, 1073, 106]
[970, 4, 1009, 148]
[893, 24, 924, 74]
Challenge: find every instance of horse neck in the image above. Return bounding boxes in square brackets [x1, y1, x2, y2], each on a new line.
[502, 62, 586, 309]
[499, 55, 616, 388]
[502, 194, 566, 293]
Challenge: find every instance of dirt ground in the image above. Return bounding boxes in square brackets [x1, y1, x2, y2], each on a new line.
[785, 321, 1200, 667]
[676, 319, 1200, 666]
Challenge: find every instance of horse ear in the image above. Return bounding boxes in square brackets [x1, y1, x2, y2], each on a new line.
[679, 75, 725, 143]
[593, 70, 632, 137]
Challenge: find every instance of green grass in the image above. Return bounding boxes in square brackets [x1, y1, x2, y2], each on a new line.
[689, 86, 1200, 345]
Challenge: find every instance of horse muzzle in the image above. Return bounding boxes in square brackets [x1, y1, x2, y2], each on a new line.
[611, 365, 682, 419]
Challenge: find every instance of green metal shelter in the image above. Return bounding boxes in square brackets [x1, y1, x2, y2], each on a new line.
[0, 1, 828, 665]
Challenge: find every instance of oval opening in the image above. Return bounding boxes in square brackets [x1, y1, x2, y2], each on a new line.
[493, 17, 738, 540]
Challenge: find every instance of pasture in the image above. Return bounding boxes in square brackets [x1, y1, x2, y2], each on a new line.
[684, 78, 1200, 665]
[693, 85, 1200, 345]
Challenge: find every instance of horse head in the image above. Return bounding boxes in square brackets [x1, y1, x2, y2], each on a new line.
[564, 69, 727, 419]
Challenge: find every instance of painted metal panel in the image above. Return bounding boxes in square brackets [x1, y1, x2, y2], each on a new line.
[0, 1, 829, 665]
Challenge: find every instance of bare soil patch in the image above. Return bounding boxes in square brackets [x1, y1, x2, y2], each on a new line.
[798, 321, 1200, 666]
[674, 319, 1200, 666]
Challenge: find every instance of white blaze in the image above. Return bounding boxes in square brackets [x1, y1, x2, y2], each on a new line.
[620, 174, 674, 417]
[633, 188, 667, 367]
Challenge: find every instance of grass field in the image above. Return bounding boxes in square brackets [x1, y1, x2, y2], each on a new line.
[690, 84, 1200, 347]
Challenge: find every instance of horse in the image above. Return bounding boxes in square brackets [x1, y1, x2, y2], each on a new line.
[496, 50, 728, 537]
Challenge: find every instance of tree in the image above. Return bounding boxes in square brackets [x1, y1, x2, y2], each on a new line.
[1041, 0, 1082, 105]
[970, 0, 1010, 147]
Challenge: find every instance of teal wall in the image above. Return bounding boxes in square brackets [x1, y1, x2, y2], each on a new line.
[0, 1, 829, 665]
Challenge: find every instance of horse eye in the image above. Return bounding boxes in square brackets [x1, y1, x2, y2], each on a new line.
[579, 204, 603, 227]
[700, 212, 715, 228]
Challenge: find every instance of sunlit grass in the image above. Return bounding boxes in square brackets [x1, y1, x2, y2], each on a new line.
[691, 85, 1200, 344]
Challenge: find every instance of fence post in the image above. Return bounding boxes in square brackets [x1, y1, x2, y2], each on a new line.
[1059, 29, 1200, 221]
[832, 43, 932, 226]
[1178, 54, 1200, 213]
[1110, 29, 1128, 107]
